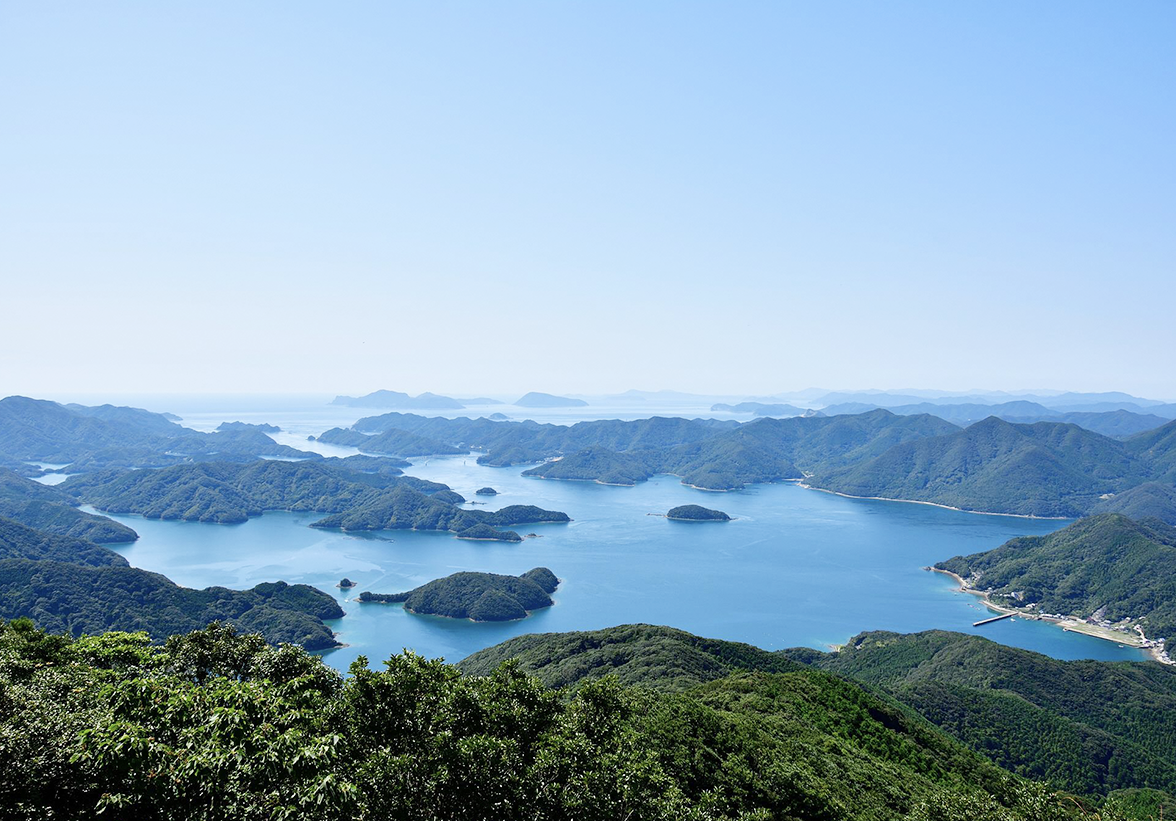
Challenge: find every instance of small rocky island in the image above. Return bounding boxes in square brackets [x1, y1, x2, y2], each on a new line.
[667, 504, 731, 522]
[337, 578, 356, 589]
[358, 567, 559, 622]
[475, 487, 498, 496]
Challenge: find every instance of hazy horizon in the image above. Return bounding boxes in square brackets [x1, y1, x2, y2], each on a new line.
[4, 2, 1173, 398]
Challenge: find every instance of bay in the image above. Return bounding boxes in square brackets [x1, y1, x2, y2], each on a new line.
[104, 451, 1148, 670]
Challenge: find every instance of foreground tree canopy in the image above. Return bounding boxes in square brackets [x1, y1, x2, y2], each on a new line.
[0, 619, 1158, 821]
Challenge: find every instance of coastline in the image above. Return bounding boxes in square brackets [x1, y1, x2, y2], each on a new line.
[929, 567, 1172, 665]
[798, 483, 1070, 520]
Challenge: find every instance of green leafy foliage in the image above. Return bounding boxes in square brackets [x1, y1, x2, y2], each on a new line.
[0, 619, 1128, 820]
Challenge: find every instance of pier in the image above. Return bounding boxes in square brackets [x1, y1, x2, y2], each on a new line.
[973, 612, 1014, 627]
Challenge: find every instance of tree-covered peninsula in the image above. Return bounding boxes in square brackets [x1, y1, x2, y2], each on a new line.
[0, 515, 342, 649]
[61, 460, 569, 540]
[666, 504, 730, 521]
[0, 395, 315, 469]
[0, 467, 138, 543]
[359, 567, 559, 621]
[937, 514, 1176, 646]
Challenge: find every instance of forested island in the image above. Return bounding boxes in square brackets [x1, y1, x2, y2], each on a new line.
[514, 392, 588, 408]
[667, 504, 730, 521]
[330, 390, 466, 409]
[359, 567, 559, 621]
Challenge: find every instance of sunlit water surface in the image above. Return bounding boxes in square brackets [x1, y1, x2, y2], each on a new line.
[102, 453, 1146, 670]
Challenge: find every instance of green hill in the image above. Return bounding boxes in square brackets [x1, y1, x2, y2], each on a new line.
[809, 417, 1148, 517]
[1092, 482, 1176, 525]
[805, 630, 1176, 800]
[1128, 419, 1176, 482]
[461, 623, 1176, 810]
[359, 567, 559, 621]
[522, 446, 655, 485]
[458, 623, 799, 690]
[0, 499, 139, 544]
[0, 516, 127, 567]
[936, 514, 1176, 644]
[1, 619, 1117, 821]
[0, 467, 138, 543]
[0, 561, 341, 650]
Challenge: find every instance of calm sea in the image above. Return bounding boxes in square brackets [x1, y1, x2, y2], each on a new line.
[34, 393, 1141, 670]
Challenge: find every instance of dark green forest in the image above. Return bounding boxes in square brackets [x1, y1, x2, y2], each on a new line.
[0, 618, 1147, 821]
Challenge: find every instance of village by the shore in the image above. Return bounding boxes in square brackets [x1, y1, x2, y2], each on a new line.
[929, 567, 1173, 666]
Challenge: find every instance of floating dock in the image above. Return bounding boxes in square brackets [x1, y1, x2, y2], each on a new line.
[973, 612, 1014, 627]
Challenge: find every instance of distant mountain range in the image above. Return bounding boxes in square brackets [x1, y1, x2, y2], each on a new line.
[807, 416, 1176, 517]
[330, 390, 590, 409]
[819, 400, 1172, 436]
[318, 408, 1176, 516]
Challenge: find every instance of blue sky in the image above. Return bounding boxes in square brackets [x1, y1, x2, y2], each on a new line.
[2, 2, 1173, 398]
